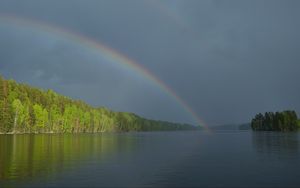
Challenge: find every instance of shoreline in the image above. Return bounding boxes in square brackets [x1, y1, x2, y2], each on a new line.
[0, 129, 201, 135]
[0, 131, 107, 135]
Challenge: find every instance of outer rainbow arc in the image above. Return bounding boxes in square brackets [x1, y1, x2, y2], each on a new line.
[147, 0, 189, 30]
[0, 14, 210, 131]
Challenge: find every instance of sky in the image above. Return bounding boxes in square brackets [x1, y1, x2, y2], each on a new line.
[0, 0, 300, 126]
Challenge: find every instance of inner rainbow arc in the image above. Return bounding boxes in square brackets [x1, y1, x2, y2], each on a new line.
[0, 14, 209, 130]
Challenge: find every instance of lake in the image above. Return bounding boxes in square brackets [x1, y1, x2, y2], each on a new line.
[1, 131, 300, 187]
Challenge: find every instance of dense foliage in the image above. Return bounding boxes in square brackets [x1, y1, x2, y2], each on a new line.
[0, 75, 197, 133]
[251, 111, 299, 131]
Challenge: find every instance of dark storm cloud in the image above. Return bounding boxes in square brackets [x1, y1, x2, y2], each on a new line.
[0, 0, 300, 125]
[0, 20, 194, 123]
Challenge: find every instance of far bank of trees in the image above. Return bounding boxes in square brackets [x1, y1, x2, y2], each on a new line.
[251, 111, 299, 131]
[0, 75, 198, 134]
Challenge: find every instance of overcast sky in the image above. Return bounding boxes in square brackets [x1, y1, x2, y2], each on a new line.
[0, 0, 300, 126]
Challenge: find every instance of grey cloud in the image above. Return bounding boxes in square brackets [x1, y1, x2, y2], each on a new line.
[0, 0, 300, 125]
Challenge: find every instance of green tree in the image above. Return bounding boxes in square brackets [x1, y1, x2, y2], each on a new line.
[33, 104, 48, 132]
[251, 111, 298, 131]
[0, 74, 197, 134]
[12, 99, 25, 133]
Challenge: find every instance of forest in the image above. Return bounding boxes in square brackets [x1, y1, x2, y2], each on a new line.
[0, 75, 198, 134]
[251, 111, 300, 131]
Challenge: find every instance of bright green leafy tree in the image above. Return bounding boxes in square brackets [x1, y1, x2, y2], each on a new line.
[0, 74, 198, 133]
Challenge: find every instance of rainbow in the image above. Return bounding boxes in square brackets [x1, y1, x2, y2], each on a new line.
[148, 1, 200, 39]
[0, 14, 209, 130]
[147, 1, 188, 29]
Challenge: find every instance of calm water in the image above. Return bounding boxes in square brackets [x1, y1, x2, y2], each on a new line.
[0, 131, 300, 187]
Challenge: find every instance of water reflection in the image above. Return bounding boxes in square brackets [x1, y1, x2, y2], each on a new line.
[252, 132, 300, 160]
[0, 134, 136, 182]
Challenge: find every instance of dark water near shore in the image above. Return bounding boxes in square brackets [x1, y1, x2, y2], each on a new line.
[0, 131, 300, 187]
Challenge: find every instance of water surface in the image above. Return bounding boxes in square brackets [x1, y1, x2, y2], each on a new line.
[0, 131, 299, 187]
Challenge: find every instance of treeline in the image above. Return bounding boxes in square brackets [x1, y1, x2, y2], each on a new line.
[251, 111, 299, 131]
[0, 75, 198, 134]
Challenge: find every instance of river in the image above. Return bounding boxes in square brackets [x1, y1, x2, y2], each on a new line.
[1, 131, 299, 187]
